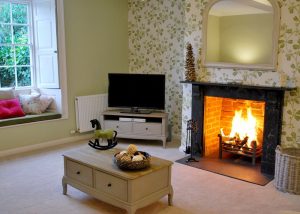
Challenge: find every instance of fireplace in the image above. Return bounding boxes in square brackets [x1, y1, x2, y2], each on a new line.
[187, 82, 291, 176]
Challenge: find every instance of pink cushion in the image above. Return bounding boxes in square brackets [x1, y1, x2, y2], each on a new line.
[0, 99, 25, 119]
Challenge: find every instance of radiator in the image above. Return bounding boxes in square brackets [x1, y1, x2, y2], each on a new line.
[75, 94, 108, 133]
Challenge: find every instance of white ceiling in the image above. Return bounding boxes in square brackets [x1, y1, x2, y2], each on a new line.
[209, 0, 272, 17]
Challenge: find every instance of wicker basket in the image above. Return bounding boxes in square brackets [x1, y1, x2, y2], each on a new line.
[274, 145, 300, 194]
[113, 151, 151, 170]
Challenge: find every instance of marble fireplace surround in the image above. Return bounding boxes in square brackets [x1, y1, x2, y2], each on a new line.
[183, 81, 295, 175]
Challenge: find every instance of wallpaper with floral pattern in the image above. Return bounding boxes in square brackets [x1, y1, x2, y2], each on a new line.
[128, 0, 185, 138]
[128, 0, 300, 149]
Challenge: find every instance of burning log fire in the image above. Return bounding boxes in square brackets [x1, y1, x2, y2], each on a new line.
[218, 107, 263, 165]
[220, 107, 260, 149]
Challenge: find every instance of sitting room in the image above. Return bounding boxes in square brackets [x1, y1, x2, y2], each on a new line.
[0, 0, 299, 213]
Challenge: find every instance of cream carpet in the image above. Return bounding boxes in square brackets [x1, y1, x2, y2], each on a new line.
[0, 139, 299, 214]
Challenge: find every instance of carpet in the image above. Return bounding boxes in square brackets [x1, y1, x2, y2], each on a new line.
[176, 153, 273, 186]
[2, 141, 300, 214]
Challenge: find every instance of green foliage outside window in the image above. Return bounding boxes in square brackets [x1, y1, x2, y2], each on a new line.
[0, 2, 31, 88]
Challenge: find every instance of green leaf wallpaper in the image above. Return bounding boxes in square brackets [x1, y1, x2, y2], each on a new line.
[128, 0, 300, 148]
[129, 0, 185, 138]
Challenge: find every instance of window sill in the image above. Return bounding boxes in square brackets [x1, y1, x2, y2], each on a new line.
[0, 112, 62, 127]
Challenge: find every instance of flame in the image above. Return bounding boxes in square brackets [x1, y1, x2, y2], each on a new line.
[229, 108, 258, 147]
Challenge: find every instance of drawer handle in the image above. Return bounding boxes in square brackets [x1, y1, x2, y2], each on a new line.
[146, 128, 148, 130]
[76, 171, 81, 175]
[107, 183, 112, 187]
[116, 126, 119, 128]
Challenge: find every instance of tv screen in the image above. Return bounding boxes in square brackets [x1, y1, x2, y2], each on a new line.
[108, 73, 165, 111]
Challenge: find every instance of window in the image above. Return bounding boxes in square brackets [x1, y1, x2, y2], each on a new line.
[0, 1, 32, 88]
[0, 0, 68, 119]
[0, 0, 60, 90]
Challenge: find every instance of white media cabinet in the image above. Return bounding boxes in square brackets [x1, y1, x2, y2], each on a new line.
[102, 110, 168, 148]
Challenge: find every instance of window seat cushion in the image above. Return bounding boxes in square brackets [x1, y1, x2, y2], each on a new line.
[0, 112, 62, 127]
[0, 98, 25, 119]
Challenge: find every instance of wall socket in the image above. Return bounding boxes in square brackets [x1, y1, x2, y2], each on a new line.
[70, 130, 77, 134]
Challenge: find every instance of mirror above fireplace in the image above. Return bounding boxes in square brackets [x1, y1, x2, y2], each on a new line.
[201, 0, 280, 71]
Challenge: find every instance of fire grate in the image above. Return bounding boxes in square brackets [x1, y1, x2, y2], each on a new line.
[218, 134, 263, 165]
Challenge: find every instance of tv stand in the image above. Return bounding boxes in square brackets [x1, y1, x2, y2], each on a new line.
[102, 110, 168, 148]
[120, 108, 152, 114]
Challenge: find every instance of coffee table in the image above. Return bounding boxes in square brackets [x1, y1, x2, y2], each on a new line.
[62, 146, 173, 214]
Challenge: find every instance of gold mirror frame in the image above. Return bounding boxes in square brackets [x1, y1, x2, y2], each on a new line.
[201, 0, 280, 71]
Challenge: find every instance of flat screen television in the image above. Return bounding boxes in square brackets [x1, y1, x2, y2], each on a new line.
[108, 73, 165, 114]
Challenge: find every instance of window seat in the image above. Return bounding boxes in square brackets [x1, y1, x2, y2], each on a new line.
[0, 112, 62, 127]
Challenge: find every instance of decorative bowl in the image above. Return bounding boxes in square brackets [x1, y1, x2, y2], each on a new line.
[113, 151, 151, 170]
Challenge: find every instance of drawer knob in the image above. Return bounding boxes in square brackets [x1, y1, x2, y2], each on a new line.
[146, 128, 148, 130]
[107, 183, 112, 187]
[76, 171, 81, 175]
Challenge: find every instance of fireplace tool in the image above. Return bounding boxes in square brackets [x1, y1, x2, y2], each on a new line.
[185, 119, 199, 163]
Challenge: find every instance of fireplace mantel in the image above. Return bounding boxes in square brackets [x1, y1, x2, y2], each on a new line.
[181, 81, 296, 175]
[181, 81, 295, 91]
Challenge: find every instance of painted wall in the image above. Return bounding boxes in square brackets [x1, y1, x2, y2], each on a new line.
[128, 0, 300, 148]
[0, 0, 128, 151]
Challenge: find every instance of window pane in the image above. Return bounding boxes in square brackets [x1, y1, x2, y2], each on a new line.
[13, 26, 29, 44]
[0, 46, 14, 66]
[0, 67, 15, 87]
[15, 46, 30, 65]
[12, 4, 28, 24]
[0, 2, 11, 23]
[0, 24, 12, 44]
[17, 66, 31, 86]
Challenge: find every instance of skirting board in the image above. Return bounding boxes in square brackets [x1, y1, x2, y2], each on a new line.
[0, 134, 93, 158]
[0, 132, 181, 158]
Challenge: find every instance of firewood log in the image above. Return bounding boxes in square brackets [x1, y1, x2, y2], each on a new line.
[237, 136, 248, 148]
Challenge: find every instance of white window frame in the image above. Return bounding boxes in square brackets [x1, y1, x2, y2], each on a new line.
[54, 0, 68, 118]
[0, 0, 68, 119]
[0, 0, 34, 88]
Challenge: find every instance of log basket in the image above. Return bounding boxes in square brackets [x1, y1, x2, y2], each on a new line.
[274, 145, 300, 194]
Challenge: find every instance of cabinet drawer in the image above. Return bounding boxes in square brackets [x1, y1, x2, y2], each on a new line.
[95, 170, 128, 201]
[104, 120, 131, 134]
[66, 160, 93, 187]
[132, 123, 161, 136]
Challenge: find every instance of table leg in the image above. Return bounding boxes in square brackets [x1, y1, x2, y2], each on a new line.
[168, 186, 174, 206]
[126, 207, 137, 214]
[62, 177, 67, 195]
[163, 138, 166, 148]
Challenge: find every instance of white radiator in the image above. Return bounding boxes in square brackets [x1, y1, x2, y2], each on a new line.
[75, 94, 108, 133]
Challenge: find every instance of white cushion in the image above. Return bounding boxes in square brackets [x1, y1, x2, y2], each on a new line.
[19, 93, 53, 114]
[0, 87, 16, 100]
[19, 93, 41, 114]
[39, 95, 54, 112]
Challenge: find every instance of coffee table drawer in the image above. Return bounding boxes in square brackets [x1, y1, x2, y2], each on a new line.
[95, 170, 128, 201]
[66, 160, 93, 187]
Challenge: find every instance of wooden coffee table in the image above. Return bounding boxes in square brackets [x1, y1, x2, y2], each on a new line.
[62, 146, 173, 214]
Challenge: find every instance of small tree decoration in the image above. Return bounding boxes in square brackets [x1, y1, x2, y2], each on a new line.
[185, 43, 196, 82]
